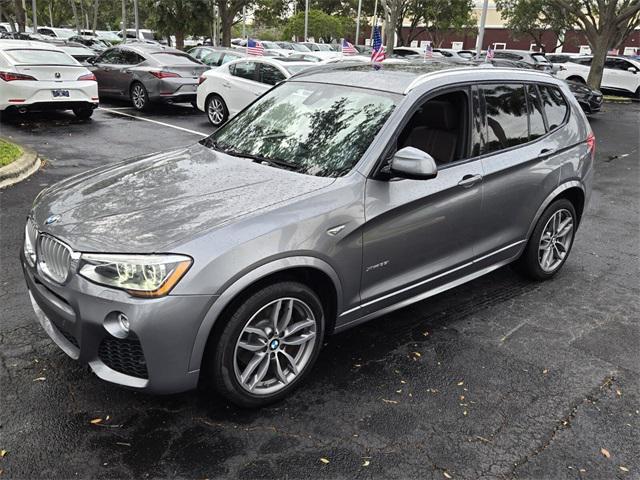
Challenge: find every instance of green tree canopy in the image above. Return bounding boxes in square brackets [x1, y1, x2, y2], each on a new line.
[283, 9, 345, 42]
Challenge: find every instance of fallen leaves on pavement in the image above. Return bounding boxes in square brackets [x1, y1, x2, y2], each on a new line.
[600, 448, 611, 459]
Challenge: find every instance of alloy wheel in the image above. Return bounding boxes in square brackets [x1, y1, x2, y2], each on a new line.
[233, 298, 317, 395]
[131, 84, 146, 109]
[208, 97, 225, 125]
[538, 208, 574, 272]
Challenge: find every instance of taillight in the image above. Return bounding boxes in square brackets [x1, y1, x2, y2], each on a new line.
[586, 132, 596, 154]
[0, 71, 36, 82]
[150, 70, 180, 79]
[198, 75, 206, 85]
[78, 73, 96, 81]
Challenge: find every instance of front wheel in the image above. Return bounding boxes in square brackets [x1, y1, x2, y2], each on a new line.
[517, 198, 577, 280]
[207, 281, 325, 408]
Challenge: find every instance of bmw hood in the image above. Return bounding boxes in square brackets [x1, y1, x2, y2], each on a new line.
[32, 143, 335, 252]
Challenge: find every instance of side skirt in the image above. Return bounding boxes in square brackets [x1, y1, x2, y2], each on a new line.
[333, 255, 519, 334]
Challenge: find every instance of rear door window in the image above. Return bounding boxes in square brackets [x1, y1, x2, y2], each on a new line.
[538, 85, 568, 130]
[152, 53, 200, 65]
[258, 63, 286, 85]
[122, 50, 144, 65]
[481, 84, 529, 154]
[527, 84, 547, 140]
[201, 50, 223, 66]
[230, 61, 257, 81]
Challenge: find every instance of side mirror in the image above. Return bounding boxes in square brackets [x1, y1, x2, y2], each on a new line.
[390, 146, 438, 180]
[87, 57, 96, 65]
[628, 67, 638, 74]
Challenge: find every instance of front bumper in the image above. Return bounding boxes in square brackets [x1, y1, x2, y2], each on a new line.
[22, 252, 214, 393]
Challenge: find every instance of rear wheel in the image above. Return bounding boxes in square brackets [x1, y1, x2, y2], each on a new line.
[130, 82, 150, 111]
[205, 94, 228, 127]
[517, 199, 577, 280]
[73, 106, 94, 119]
[207, 281, 325, 408]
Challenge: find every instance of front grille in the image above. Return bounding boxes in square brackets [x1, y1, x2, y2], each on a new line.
[98, 334, 148, 379]
[38, 235, 71, 284]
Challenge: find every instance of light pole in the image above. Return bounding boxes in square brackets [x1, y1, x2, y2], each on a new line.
[31, 0, 37, 31]
[242, 5, 246, 38]
[121, 0, 126, 43]
[475, 0, 489, 58]
[355, 0, 362, 45]
[133, 0, 139, 41]
[304, 0, 309, 41]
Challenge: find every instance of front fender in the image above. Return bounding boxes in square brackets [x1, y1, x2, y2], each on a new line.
[187, 255, 342, 372]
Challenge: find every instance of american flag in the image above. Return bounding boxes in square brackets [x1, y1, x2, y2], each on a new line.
[486, 45, 495, 61]
[371, 26, 385, 63]
[424, 43, 433, 60]
[342, 39, 358, 55]
[247, 39, 264, 56]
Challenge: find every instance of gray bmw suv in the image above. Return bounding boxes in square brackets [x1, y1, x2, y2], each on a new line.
[22, 63, 594, 407]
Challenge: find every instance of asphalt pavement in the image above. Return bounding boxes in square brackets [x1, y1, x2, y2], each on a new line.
[0, 101, 638, 479]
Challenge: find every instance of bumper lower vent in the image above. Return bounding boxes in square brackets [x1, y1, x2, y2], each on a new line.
[98, 334, 148, 379]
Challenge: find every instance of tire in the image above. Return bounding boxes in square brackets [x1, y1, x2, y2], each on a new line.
[207, 281, 325, 408]
[517, 199, 577, 281]
[73, 107, 94, 119]
[205, 94, 228, 127]
[130, 82, 150, 111]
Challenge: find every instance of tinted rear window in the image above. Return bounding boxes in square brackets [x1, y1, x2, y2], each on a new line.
[538, 85, 568, 130]
[152, 53, 199, 65]
[532, 53, 550, 64]
[481, 84, 529, 154]
[5, 49, 77, 65]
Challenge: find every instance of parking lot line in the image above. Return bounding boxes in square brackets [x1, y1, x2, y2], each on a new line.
[98, 107, 209, 137]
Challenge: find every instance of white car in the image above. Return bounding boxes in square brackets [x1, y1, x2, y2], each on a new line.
[196, 57, 312, 126]
[555, 55, 640, 97]
[37, 26, 76, 39]
[0, 40, 98, 119]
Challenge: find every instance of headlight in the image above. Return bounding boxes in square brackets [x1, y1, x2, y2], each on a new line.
[79, 254, 192, 298]
[24, 219, 37, 267]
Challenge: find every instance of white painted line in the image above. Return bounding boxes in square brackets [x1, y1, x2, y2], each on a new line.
[99, 106, 135, 110]
[98, 107, 209, 137]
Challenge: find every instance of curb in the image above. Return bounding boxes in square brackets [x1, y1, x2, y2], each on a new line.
[0, 141, 41, 189]
[603, 96, 632, 104]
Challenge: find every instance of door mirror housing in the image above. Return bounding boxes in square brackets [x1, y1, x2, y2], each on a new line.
[627, 66, 638, 74]
[390, 146, 438, 180]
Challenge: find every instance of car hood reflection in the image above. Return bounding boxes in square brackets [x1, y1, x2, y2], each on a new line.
[33, 143, 335, 252]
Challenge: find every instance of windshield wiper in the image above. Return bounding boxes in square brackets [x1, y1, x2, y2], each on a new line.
[201, 138, 300, 172]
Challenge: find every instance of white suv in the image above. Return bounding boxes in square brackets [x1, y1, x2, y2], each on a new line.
[556, 55, 640, 98]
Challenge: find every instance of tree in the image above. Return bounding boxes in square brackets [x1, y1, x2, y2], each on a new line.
[550, 0, 640, 88]
[283, 9, 344, 41]
[216, 0, 254, 47]
[148, 0, 209, 49]
[380, 0, 404, 52]
[406, 0, 476, 46]
[495, 0, 574, 51]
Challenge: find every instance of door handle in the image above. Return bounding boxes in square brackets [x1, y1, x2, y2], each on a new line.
[222, 82, 231, 88]
[538, 148, 557, 159]
[458, 174, 483, 188]
[124, 69, 132, 74]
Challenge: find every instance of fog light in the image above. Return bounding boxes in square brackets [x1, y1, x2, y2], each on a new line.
[118, 313, 130, 333]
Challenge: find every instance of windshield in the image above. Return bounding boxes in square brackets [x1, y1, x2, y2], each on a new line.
[285, 64, 314, 74]
[205, 82, 398, 177]
[316, 44, 332, 51]
[54, 28, 75, 39]
[532, 53, 551, 64]
[291, 43, 310, 52]
[5, 49, 77, 65]
[261, 41, 281, 50]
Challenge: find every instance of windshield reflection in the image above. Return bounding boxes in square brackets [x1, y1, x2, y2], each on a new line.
[203, 82, 399, 177]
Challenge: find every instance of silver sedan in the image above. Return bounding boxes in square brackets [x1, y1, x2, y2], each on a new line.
[91, 43, 208, 110]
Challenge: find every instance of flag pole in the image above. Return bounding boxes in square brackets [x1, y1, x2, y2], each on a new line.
[355, 0, 362, 46]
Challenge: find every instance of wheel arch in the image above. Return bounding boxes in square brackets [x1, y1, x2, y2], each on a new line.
[525, 181, 586, 242]
[188, 256, 342, 372]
